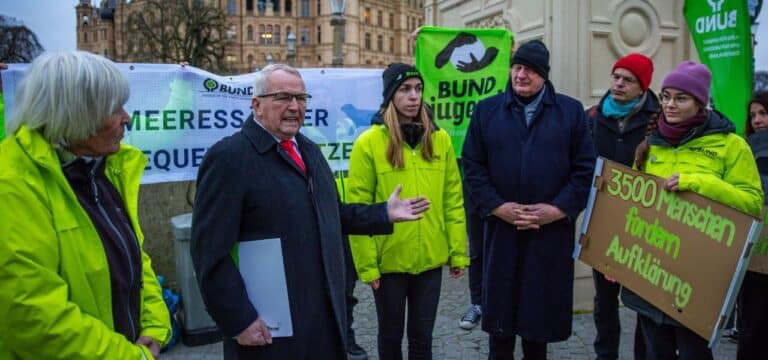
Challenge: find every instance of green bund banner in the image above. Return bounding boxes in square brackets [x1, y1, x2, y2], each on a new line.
[415, 27, 512, 157]
[684, 0, 754, 135]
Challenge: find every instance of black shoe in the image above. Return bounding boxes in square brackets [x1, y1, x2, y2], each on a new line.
[347, 341, 368, 360]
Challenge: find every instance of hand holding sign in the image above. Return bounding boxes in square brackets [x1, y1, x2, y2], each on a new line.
[664, 173, 681, 191]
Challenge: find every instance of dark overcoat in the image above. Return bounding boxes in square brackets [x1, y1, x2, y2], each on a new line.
[191, 117, 392, 359]
[462, 81, 596, 342]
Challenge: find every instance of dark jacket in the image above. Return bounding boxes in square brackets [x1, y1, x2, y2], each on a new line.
[747, 130, 768, 203]
[191, 117, 392, 359]
[462, 81, 596, 341]
[587, 90, 660, 167]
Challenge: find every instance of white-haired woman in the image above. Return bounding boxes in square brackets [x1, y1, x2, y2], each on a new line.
[0, 52, 171, 359]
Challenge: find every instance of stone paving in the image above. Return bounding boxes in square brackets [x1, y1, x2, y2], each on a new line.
[163, 268, 737, 359]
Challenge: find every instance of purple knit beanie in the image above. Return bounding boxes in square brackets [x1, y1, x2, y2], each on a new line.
[661, 61, 711, 105]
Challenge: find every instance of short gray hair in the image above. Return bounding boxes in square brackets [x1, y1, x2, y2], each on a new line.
[7, 51, 129, 144]
[252, 63, 302, 98]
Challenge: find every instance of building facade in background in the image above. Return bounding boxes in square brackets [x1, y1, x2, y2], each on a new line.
[76, 0, 424, 72]
[425, 0, 698, 107]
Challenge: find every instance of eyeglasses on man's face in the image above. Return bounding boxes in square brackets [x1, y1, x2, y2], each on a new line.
[257, 92, 312, 105]
[610, 73, 638, 85]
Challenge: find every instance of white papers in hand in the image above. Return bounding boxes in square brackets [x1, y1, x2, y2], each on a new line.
[237, 238, 293, 337]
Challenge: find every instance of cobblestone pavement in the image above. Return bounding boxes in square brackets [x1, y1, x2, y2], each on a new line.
[163, 268, 737, 359]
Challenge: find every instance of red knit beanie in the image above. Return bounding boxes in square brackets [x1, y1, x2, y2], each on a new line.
[613, 53, 654, 91]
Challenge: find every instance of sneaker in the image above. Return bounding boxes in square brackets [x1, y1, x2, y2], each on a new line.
[347, 341, 368, 360]
[459, 304, 482, 330]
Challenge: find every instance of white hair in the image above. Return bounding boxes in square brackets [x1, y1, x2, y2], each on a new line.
[7, 51, 129, 144]
[252, 63, 302, 97]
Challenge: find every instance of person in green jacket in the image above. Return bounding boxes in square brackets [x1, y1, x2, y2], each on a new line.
[347, 63, 469, 360]
[0, 51, 171, 359]
[627, 61, 763, 360]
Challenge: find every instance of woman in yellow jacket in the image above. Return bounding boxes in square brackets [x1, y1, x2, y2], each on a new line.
[0, 52, 171, 359]
[627, 61, 763, 360]
[348, 63, 468, 360]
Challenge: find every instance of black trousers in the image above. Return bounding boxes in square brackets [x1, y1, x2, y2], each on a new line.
[343, 234, 359, 345]
[488, 336, 547, 360]
[737, 271, 768, 360]
[638, 314, 712, 360]
[467, 210, 484, 305]
[373, 267, 442, 360]
[592, 270, 645, 360]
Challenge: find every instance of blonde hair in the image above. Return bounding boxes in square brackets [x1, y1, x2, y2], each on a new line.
[381, 101, 435, 168]
[8, 51, 129, 144]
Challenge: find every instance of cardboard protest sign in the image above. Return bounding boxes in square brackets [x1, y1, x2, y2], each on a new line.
[574, 158, 762, 346]
[748, 210, 768, 274]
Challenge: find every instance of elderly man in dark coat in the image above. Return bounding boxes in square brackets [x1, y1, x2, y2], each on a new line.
[462, 40, 596, 359]
[191, 64, 429, 359]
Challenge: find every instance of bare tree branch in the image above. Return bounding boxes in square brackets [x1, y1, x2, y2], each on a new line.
[123, 0, 226, 72]
[0, 15, 44, 62]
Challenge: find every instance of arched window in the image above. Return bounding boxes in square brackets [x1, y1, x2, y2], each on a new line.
[247, 25, 253, 41]
[267, 25, 274, 44]
[259, 25, 266, 44]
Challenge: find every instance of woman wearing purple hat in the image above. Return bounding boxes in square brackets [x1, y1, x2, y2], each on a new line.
[626, 61, 763, 359]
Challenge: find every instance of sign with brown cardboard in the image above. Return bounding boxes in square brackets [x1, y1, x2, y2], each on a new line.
[574, 158, 762, 347]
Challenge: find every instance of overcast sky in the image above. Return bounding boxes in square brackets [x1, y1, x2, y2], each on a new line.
[2, 0, 767, 71]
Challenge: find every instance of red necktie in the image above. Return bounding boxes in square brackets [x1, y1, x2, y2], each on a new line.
[280, 140, 306, 173]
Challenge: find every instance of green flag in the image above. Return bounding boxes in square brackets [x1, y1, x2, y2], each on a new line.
[416, 27, 513, 157]
[684, 0, 754, 135]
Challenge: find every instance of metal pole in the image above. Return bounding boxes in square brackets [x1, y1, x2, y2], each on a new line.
[331, 14, 345, 67]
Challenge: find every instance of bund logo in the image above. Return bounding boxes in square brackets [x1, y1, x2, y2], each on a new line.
[203, 78, 219, 92]
[688, 147, 719, 160]
[435, 32, 499, 73]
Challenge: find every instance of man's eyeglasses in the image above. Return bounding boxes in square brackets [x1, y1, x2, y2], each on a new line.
[257, 92, 312, 105]
[659, 93, 694, 105]
[610, 73, 638, 85]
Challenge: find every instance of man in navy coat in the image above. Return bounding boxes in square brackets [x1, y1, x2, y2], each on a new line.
[462, 40, 596, 359]
[191, 64, 429, 359]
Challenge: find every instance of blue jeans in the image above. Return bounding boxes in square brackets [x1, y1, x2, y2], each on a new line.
[373, 267, 442, 360]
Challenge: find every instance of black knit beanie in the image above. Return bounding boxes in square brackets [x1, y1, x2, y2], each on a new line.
[512, 40, 550, 79]
[381, 63, 422, 109]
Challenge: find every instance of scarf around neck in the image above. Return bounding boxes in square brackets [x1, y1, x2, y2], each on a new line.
[657, 110, 708, 146]
[601, 95, 641, 119]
